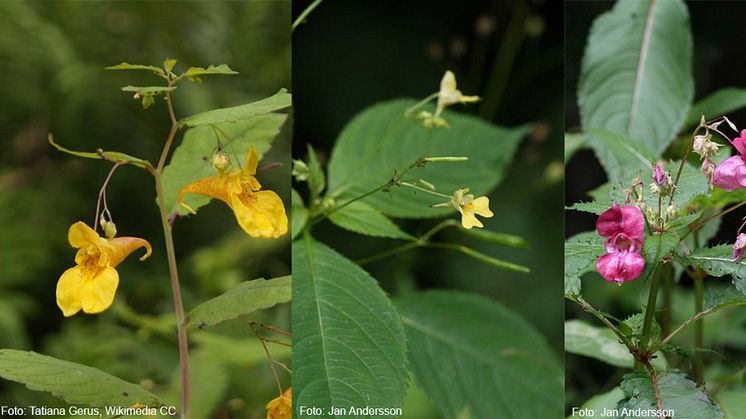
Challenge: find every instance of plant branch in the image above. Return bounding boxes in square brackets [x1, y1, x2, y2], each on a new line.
[643, 360, 664, 419]
[292, 0, 325, 31]
[657, 306, 714, 348]
[572, 296, 635, 351]
[641, 266, 662, 353]
[94, 161, 128, 230]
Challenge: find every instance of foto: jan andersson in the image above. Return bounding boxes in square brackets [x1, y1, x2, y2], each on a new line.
[602, 408, 674, 417]
[330, 406, 403, 416]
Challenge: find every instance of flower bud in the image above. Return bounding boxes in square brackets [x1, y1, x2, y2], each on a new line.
[650, 164, 673, 196]
[701, 158, 715, 177]
[212, 150, 231, 173]
[292, 159, 310, 181]
[734, 233, 746, 261]
[103, 221, 117, 238]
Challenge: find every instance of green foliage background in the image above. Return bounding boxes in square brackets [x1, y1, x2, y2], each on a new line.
[0, 2, 290, 417]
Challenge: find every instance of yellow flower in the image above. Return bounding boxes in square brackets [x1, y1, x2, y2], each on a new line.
[435, 70, 480, 116]
[450, 188, 493, 229]
[56, 222, 151, 317]
[266, 388, 291, 419]
[178, 146, 288, 238]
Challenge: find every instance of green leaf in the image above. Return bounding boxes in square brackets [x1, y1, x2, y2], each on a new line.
[569, 387, 624, 419]
[162, 113, 287, 215]
[291, 188, 308, 240]
[182, 64, 238, 81]
[643, 231, 679, 265]
[120, 85, 176, 95]
[306, 143, 326, 201]
[396, 291, 563, 419]
[292, 236, 408, 417]
[565, 132, 586, 164]
[616, 370, 723, 419]
[716, 390, 746, 419]
[686, 87, 746, 128]
[578, 0, 693, 157]
[105, 62, 164, 76]
[703, 284, 746, 312]
[678, 246, 746, 296]
[584, 129, 653, 184]
[0, 349, 162, 407]
[48, 133, 152, 169]
[565, 232, 605, 296]
[178, 89, 291, 128]
[329, 201, 414, 240]
[185, 276, 291, 328]
[565, 320, 633, 368]
[163, 58, 177, 73]
[327, 99, 528, 218]
[567, 201, 609, 215]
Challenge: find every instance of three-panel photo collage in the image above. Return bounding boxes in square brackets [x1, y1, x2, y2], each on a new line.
[0, 1, 744, 418]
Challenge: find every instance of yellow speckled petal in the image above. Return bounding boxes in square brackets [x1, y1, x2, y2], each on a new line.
[461, 211, 483, 229]
[177, 172, 239, 211]
[244, 146, 260, 175]
[56, 266, 86, 317]
[470, 196, 494, 218]
[106, 236, 152, 267]
[68, 221, 100, 248]
[230, 190, 288, 238]
[80, 267, 119, 314]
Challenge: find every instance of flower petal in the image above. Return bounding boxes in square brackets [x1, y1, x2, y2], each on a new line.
[177, 172, 239, 211]
[596, 204, 644, 239]
[596, 251, 645, 283]
[230, 190, 288, 238]
[68, 221, 100, 248]
[80, 267, 119, 314]
[712, 155, 746, 191]
[469, 196, 494, 218]
[106, 236, 152, 267]
[460, 211, 483, 229]
[244, 146, 260, 175]
[56, 266, 86, 317]
[440, 70, 457, 94]
[733, 129, 746, 156]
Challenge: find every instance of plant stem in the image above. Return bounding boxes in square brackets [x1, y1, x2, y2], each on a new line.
[155, 172, 190, 418]
[657, 306, 714, 348]
[292, 0, 325, 31]
[573, 296, 635, 351]
[641, 266, 662, 353]
[355, 219, 459, 265]
[643, 360, 664, 419]
[694, 274, 704, 384]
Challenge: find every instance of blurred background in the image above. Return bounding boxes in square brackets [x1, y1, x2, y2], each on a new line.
[0, 2, 290, 417]
[566, 1, 746, 413]
[293, 0, 562, 416]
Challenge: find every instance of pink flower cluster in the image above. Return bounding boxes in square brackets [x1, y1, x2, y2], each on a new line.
[595, 204, 645, 283]
[713, 129, 746, 191]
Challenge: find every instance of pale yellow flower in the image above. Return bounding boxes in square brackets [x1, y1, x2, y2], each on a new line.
[435, 70, 480, 116]
[178, 146, 288, 238]
[450, 188, 493, 229]
[56, 222, 151, 317]
[266, 388, 291, 419]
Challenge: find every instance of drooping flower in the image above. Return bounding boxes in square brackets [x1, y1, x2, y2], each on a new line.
[266, 388, 291, 419]
[595, 204, 646, 283]
[734, 233, 746, 261]
[713, 129, 746, 191]
[178, 146, 288, 238]
[449, 188, 493, 229]
[56, 222, 151, 317]
[435, 70, 480, 117]
[595, 203, 645, 240]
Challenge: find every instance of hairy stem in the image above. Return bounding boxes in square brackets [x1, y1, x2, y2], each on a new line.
[643, 360, 664, 419]
[641, 266, 662, 353]
[572, 296, 635, 351]
[657, 306, 714, 348]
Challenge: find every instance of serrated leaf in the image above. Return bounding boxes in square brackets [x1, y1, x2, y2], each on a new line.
[685, 87, 746, 128]
[703, 284, 746, 312]
[120, 85, 176, 95]
[291, 189, 308, 240]
[616, 370, 723, 419]
[183, 64, 238, 78]
[678, 246, 746, 296]
[185, 276, 290, 328]
[396, 291, 563, 419]
[584, 129, 654, 183]
[643, 231, 679, 265]
[48, 133, 152, 169]
[292, 236, 408, 417]
[565, 320, 632, 368]
[178, 89, 291, 128]
[162, 113, 287, 215]
[327, 99, 528, 218]
[105, 62, 164, 76]
[565, 232, 606, 296]
[565, 132, 586, 164]
[0, 349, 162, 407]
[579, 0, 693, 157]
[329, 201, 414, 240]
[567, 201, 609, 215]
[306, 144, 325, 201]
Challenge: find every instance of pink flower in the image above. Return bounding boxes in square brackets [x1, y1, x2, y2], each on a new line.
[652, 164, 668, 187]
[596, 204, 646, 283]
[734, 233, 746, 261]
[713, 129, 746, 191]
[596, 203, 645, 240]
